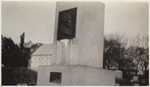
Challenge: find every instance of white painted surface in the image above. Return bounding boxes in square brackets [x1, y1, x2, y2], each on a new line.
[30, 44, 53, 71]
[30, 55, 51, 71]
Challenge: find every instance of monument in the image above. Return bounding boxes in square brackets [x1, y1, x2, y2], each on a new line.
[37, 2, 115, 85]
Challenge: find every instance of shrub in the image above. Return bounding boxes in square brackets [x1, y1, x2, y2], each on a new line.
[2, 67, 37, 85]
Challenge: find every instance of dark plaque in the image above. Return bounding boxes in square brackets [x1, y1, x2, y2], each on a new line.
[57, 8, 77, 40]
[50, 72, 62, 84]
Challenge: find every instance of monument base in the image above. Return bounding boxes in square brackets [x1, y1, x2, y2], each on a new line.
[37, 65, 115, 86]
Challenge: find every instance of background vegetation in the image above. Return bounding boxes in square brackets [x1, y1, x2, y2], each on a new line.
[2, 33, 149, 85]
[103, 34, 149, 85]
[2, 33, 42, 85]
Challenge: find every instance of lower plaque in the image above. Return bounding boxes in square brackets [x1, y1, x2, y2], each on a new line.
[49, 72, 62, 84]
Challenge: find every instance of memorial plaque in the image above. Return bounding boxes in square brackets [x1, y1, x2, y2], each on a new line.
[57, 8, 77, 40]
[50, 72, 62, 84]
[37, 2, 115, 86]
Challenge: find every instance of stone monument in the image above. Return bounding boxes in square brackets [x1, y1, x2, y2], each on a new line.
[37, 2, 115, 86]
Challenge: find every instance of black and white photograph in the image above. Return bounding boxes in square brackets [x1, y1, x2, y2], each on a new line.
[1, 0, 149, 86]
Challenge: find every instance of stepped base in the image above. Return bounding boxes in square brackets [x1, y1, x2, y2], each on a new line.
[37, 65, 115, 86]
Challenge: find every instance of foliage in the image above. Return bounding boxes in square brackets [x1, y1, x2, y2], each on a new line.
[2, 33, 42, 85]
[30, 43, 43, 54]
[2, 36, 22, 67]
[132, 47, 149, 75]
[2, 33, 31, 67]
[20, 32, 25, 49]
[2, 67, 37, 85]
[103, 34, 149, 76]
[103, 37, 121, 69]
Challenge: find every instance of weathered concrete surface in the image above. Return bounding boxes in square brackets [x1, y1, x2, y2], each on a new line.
[115, 70, 123, 79]
[37, 65, 115, 86]
[37, 2, 115, 86]
[52, 2, 105, 68]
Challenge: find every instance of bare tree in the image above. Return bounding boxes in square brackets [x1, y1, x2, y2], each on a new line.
[103, 33, 149, 75]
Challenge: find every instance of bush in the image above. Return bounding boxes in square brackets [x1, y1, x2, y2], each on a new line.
[2, 67, 37, 85]
[116, 78, 132, 86]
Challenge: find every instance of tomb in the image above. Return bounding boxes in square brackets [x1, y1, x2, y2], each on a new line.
[37, 2, 115, 85]
[30, 44, 53, 71]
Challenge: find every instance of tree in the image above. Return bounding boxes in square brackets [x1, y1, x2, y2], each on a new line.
[19, 33, 31, 67]
[2, 36, 22, 67]
[103, 37, 120, 69]
[20, 32, 25, 50]
[128, 35, 149, 75]
[103, 34, 149, 76]
[2, 33, 31, 68]
[30, 43, 43, 54]
[103, 34, 135, 74]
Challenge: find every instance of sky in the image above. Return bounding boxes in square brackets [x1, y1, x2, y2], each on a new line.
[104, 2, 149, 37]
[2, 1, 149, 44]
[2, 1, 56, 44]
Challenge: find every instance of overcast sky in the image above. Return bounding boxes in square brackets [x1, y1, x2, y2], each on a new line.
[2, 1, 149, 44]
